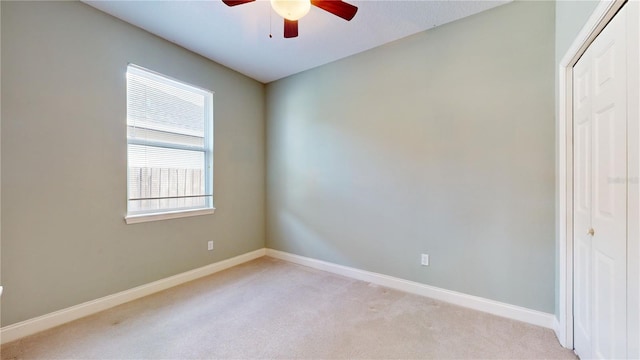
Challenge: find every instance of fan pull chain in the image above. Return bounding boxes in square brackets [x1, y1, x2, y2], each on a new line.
[268, 4, 273, 38]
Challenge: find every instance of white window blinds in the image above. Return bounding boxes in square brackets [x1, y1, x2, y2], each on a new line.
[126, 65, 213, 216]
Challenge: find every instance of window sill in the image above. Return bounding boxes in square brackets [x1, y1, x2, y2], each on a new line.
[125, 208, 215, 224]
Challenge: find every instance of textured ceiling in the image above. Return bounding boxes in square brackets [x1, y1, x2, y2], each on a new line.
[84, 0, 511, 83]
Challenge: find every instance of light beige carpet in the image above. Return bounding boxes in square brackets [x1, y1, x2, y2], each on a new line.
[1, 257, 576, 359]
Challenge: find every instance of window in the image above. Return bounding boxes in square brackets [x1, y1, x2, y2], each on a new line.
[125, 65, 214, 223]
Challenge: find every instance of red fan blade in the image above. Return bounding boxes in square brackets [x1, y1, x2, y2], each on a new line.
[222, 0, 255, 6]
[284, 19, 298, 38]
[311, 0, 357, 21]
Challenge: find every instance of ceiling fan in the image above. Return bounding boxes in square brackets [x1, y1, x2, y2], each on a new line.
[222, 0, 358, 38]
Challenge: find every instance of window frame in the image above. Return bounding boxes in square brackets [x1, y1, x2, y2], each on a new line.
[124, 64, 215, 224]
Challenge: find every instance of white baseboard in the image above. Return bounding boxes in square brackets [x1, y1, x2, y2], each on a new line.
[266, 249, 555, 329]
[553, 316, 567, 348]
[0, 248, 266, 344]
[2, 247, 556, 345]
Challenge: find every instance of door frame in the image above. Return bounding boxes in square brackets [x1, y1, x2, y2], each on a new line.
[557, 0, 624, 350]
[557, 0, 639, 354]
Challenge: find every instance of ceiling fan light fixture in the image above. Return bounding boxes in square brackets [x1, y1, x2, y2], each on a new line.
[270, 0, 311, 21]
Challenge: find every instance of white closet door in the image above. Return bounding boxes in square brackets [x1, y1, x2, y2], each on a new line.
[573, 5, 628, 359]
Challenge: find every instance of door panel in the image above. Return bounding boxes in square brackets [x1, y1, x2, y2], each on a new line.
[590, 7, 627, 359]
[594, 106, 616, 218]
[593, 251, 615, 358]
[573, 4, 627, 359]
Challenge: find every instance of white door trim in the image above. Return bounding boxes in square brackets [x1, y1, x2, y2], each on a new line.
[626, 2, 640, 357]
[556, 0, 624, 349]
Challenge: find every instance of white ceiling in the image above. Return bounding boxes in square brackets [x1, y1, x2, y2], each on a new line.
[84, 0, 511, 83]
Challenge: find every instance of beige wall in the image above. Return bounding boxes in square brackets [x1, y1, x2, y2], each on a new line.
[267, 1, 556, 312]
[1, 0, 577, 327]
[555, 0, 599, 66]
[1, 1, 265, 326]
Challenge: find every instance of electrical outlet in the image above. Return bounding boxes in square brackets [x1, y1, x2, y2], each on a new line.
[421, 254, 429, 266]
[207, 241, 214, 251]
